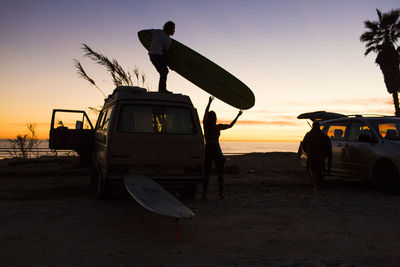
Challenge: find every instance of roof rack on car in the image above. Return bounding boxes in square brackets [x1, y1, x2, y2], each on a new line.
[346, 114, 363, 118]
[346, 114, 386, 118]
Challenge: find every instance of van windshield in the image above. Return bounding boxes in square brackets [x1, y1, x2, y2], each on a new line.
[370, 118, 400, 140]
[118, 105, 196, 134]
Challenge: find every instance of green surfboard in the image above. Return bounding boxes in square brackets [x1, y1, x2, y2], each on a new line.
[138, 30, 255, 110]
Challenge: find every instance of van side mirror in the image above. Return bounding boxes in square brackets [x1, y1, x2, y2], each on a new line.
[76, 120, 83, 130]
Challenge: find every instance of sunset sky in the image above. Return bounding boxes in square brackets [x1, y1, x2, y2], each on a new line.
[1, 0, 399, 141]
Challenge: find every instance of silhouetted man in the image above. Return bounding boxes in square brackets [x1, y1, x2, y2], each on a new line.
[302, 121, 332, 190]
[148, 21, 175, 93]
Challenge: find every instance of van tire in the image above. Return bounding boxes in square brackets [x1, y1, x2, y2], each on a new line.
[373, 159, 400, 193]
[179, 184, 197, 199]
[97, 167, 111, 200]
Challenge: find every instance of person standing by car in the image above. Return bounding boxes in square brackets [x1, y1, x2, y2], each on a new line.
[302, 121, 332, 190]
[203, 96, 243, 199]
[148, 21, 175, 93]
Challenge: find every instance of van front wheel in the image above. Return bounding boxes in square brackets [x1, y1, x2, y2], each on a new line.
[97, 167, 111, 200]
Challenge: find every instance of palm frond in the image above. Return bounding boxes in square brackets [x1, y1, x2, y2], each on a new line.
[112, 58, 133, 86]
[81, 43, 134, 87]
[141, 72, 146, 87]
[364, 46, 377, 56]
[127, 71, 133, 86]
[75, 43, 150, 92]
[376, 9, 383, 22]
[74, 59, 96, 86]
[364, 20, 379, 32]
[361, 8, 400, 56]
[88, 106, 102, 115]
[74, 59, 107, 98]
[133, 65, 140, 85]
[360, 31, 377, 42]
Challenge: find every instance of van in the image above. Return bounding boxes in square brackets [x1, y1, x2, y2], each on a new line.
[49, 86, 205, 199]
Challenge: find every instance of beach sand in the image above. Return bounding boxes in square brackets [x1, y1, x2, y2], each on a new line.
[0, 153, 399, 266]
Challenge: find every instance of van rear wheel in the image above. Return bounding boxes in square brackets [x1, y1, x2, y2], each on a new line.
[179, 184, 197, 199]
[97, 167, 111, 200]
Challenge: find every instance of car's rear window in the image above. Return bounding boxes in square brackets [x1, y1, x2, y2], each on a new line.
[118, 104, 196, 134]
[370, 119, 400, 140]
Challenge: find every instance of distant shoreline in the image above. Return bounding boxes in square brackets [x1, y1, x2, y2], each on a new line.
[0, 140, 300, 159]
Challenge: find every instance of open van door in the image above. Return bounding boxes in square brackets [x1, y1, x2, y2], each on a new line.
[49, 109, 95, 162]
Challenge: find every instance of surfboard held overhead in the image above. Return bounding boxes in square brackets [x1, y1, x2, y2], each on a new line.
[138, 30, 255, 110]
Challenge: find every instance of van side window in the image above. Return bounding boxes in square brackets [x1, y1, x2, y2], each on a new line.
[348, 122, 371, 141]
[326, 122, 347, 141]
[118, 105, 195, 134]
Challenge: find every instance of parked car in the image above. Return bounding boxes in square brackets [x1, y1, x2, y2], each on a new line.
[50, 86, 205, 199]
[298, 111, 400, 189]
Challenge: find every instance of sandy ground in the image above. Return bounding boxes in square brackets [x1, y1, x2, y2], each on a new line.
[1, 153, 400, 266]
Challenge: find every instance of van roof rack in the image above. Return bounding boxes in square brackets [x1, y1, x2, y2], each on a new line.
[102, 86, 192, 108]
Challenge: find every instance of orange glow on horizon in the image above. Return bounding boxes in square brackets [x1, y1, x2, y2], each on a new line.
[220, 138, 301, 142]
[0, 121, 304, 142]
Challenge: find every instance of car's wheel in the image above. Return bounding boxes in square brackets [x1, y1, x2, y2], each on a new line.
[97, 166, 111, 200]
[179, 184, 197, 199]
[373, 159, 400, 193]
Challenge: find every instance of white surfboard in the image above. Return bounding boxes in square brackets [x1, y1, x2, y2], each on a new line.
[124, 174, 194, 218]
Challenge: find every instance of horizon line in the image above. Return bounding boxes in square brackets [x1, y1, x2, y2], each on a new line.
[0, 137, 301, 143]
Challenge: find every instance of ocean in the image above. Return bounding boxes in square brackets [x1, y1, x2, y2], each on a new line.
[0, 139, 300, 159]
[220, 141, 299, 154]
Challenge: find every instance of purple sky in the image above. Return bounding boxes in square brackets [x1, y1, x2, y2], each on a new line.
[1, 0, 399, 140]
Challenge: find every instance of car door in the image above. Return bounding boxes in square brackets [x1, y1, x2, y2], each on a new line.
[343, 121, 377, 178]
[324, 120, 349, 174]
[49, 109, 94, 161]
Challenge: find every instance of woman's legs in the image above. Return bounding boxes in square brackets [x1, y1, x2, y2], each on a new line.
[203, 144, 225, 198]
[203, 145, 214, 198]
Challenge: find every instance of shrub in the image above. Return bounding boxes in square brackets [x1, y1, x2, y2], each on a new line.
[8, 124, 41, 159]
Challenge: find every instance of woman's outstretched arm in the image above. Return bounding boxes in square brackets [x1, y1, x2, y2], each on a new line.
[203, 96, 214, 125]
[218, 110, 243, 130]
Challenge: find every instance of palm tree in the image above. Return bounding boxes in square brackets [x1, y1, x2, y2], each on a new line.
[360, 9, 400, 116]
